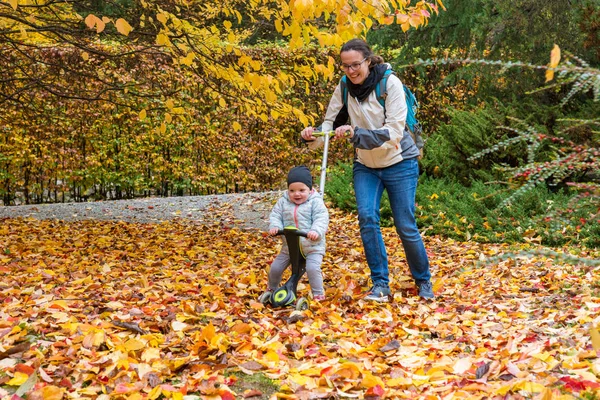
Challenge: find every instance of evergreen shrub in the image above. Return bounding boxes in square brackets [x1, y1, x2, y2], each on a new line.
[325, 162, 598, 248]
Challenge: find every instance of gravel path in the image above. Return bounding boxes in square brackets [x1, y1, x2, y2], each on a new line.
[0, 191, 283, 230]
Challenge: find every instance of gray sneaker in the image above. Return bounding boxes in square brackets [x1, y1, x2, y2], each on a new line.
[364, 285, 391, 302]
[417, 281, 435, 299]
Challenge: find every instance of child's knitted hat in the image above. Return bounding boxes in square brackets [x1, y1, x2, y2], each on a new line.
[287, 166, 313, 189]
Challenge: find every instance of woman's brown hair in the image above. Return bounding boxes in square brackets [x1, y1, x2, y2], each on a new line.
[340, 38, 384, 67]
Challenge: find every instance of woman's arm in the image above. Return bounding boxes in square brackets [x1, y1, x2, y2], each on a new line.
[349, 74, 407, 150]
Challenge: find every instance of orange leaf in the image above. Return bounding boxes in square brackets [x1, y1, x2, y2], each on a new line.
[115, 18, 133, 36]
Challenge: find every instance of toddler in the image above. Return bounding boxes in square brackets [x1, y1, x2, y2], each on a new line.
[265, 166, 329, 301]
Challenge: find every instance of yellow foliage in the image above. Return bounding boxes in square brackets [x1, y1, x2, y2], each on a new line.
[546, 44, 561, 82]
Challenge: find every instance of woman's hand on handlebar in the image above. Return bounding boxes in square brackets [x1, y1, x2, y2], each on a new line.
[335, 125, 353, 139]
[269, 228, 279, 236]
[301, 126, 317, 141]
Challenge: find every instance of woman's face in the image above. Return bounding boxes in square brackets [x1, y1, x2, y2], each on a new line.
[340, 50, 370, 85]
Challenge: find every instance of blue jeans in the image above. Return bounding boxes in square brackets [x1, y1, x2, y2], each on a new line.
[353, 159, 431, 288]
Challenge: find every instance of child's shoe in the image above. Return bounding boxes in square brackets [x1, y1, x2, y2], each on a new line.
[313, 294, 325, 302]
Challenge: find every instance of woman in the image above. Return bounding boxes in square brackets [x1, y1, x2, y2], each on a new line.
[301, 38, 434, 301]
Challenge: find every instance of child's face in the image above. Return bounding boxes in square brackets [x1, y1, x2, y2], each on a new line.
[288, 182, 311, 205]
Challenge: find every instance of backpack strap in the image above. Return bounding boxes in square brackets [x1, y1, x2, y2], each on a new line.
[340, 75, 348, 107]
[375, 69, 394, 108]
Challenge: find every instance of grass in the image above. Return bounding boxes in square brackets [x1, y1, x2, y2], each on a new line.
[225, 370, 279, 399]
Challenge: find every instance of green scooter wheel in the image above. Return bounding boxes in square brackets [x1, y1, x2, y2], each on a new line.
[273, 288, 296, 306]
[296, 297, 309, 311]
[258, 291, 272, 304]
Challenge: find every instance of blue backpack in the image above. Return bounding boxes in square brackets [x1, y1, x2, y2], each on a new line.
[340, 69, 424, 157]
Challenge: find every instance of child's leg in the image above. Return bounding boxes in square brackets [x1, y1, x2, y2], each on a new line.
[268, 252, 290, 290]
[305, 253, 324, 297]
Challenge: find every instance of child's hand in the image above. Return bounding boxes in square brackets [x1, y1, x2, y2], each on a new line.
[269, 228, 279, 236]
[306, 231, 319, 241]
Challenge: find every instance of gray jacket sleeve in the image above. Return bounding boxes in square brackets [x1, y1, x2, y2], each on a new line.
[310, 196, 329, 238]
[268, 197, 285, 231]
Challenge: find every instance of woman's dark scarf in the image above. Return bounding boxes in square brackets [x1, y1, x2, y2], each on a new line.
[332, 63, 388, 129]
[347, 63, 388, 102]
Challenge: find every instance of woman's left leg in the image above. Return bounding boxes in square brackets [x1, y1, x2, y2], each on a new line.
[383, 158, 431, 283]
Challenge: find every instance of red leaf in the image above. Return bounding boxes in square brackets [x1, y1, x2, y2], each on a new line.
[219, 390, 237, 400]
[365, 385, 385, 397]
[559, 376, 600, 392]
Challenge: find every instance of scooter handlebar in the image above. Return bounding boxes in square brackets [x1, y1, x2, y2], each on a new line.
[276, 229, 308, 237]
[311, 130, 350, 137]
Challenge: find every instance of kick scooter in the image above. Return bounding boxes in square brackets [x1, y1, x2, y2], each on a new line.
[259, 130, 340, 311]
[259, 226, 311, 311]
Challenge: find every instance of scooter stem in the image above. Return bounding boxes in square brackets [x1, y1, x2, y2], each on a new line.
[320, 132, 330, 194]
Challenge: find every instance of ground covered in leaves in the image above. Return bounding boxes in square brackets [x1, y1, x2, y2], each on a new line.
[1, 209, 599, 399]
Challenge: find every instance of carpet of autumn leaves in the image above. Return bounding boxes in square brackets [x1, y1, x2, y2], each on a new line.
[1, 208, 600, 400]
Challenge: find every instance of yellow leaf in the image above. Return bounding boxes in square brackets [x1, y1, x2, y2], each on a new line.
[298, 113, 308, 127]
[590, 326, 600, 352]
[7, 372, 29, 386]
[115, 18, 133, 36]
[223, 20, 232, 30]
[386, 377, 412, 387]
[165, 113, 172, 123]
[156, 33, 169, 46]
[141, 347, 161, 362]
[124, 338, 146, 352]
[9, 0, 18, 10]
[219, 98, 227, 107]
[361, 372, 384, 388]
[546, 44, 561, 82]
[81, 52, 89, 61]
[156, 13, 168, 25]
[172, 393, 183, 400]
[180, 52, 195, 66]
[513, 381, 545, 393]
[71, 275, 92, 286]
[139, 109, 147, 120]
[82, 329, 105, 348]
[39, 385, 64, 400]
[539, 388, 554, 400]
[232, 121, 242, 131]
[264, 350, 280, 362]
[549, 44, 561, 68]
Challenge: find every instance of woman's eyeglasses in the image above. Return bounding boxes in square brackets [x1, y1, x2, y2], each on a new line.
[339, 58, 367, 71]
